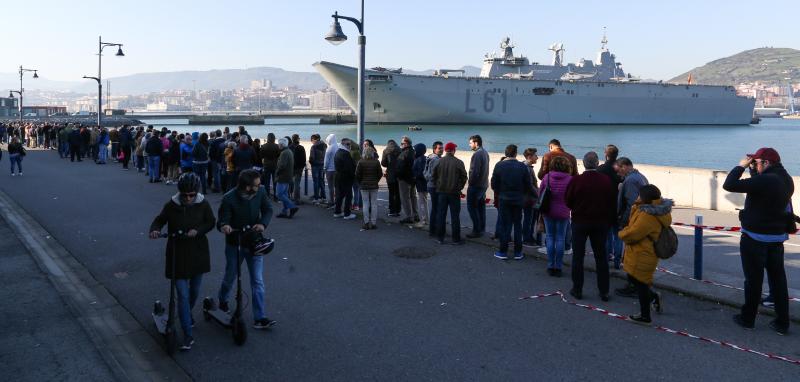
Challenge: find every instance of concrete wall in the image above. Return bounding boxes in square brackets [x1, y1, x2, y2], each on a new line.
[292, 139, 796, 213]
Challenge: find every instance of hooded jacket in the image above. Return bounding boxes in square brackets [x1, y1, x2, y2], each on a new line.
[396, 144, 416, 183]
[323, 134, 338, 172]
[180, 141, 194, 168]
[217, 186, 273, 246]
[334, 146, 356, 183]
[276, 146, 295, 183]
[620, 199, 673, 285]
[356, 156, 383, 190]
[411, 143, 428, 192]
[540, 171, 573, 220]
[259, 137, 281, 170]
[293, 142, 307, 172]
[381, 142, 401, 183]
[723, 164, 795, 235]
[149, 193, 216, 279]
[309, 140, 327, 167]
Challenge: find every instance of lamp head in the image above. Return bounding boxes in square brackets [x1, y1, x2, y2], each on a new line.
[115, 46, 125, 57]
[325, 14, 347, 45]
[32, 71, 39, 79]
[8, 91, 14, 98]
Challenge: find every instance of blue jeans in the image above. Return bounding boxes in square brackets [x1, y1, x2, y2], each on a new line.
[312, 165, 326, 199]
[147, 156, 161, 182]
[436, 192, 461, 241]
[218, 245, 266, 321]
[98, 144, 108, 163]
[428, 188, 439, 236]
[606, 224, 623, 267]
[276, 182, 295, 214]
[211, 161, 222, 191]
[544, 216, 569, 269]
[498, 200, 523, 254]
[175, 275, 203, 338]
[467, 186, 487, 234]
[9, 154, 22, 174]
[192, 163, 208, 194]
[352, 182, 362, 207]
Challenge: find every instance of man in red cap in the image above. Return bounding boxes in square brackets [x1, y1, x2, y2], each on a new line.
[432, 142, 468, 245]
[723, 147, 793, 335]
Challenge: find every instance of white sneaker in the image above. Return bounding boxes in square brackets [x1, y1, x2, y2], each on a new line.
[564, 249, 573, 255]
[10, 173, 15, 177]
[343, 214, 356, 220]
[333, 213, 344, 218]
[537, 247, 548, 255]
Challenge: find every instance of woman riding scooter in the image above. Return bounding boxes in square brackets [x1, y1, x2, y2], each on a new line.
[149, 173, 216, 350]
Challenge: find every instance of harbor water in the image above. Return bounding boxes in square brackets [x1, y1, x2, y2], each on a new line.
[138, 117, 800, 174]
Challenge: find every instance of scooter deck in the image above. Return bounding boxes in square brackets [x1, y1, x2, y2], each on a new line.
[152, 311, 170, 334]
[205, 309, 234, 328]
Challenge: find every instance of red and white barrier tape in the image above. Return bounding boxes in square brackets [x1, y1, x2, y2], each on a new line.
[673, 222, 800, 235]
[519, 290, 800, 366]
[656, 267, 800, 303]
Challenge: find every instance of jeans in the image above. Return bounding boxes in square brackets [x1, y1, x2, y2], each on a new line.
[148, 156, 161, 182]
[263, 167, 276, 197]
[98, 144, 108, 163]
[218, 245, 266, 321]
[326, 171, 337, 204]
[606, 224, 624, 267]
[192, 163, 209, 194]
[498, 200, 523, 254]
[387, 181, 401, 214]
[467, 186, 487, 234]
[175, 275, 203, 338]
[312, 165, 326, 199]
[352, 182, 362, 208]
[417, 190, 429, 224]
[544, 217, 569, 269]
[571, 222, 610, 295]
[335, 179, 353, 216]
[276, 182, 296, 214]
[211, 161, 222, 191]
[428, 188, 439, 235]
[292, 170, 303, 200]
[361, 189, 378, 224]
[436, 192, 461, 242]
[399, 180, 417, 220]
[9, 154, 22, 174]
[739, 233, 790, 326]
[522, 205, 542, 244]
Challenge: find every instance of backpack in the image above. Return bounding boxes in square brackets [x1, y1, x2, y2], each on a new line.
[654, 225, 678, 259]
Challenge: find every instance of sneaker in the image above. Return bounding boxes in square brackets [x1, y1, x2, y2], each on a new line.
[629, 315, 652, 324]
[352, 206, 360, 211]
[614, 284, 638, 298]
[289, 207, 299, 217]
[180, 336, 194, 351]
[399, 218, 414, 224]
[333, 213, 344, 218]
[343, 214, 356, 220]
[651, 292, 663, 314]
[564, 249, 573, 255]
[435, 239, 446, 245]
[761, 295, 775, 308]
[494, 251, 509, 260]
[219, 301, 230, 313]
[768, 320, 789, 336]
[370, 223, 377, 230]
[10, 173, 15, 177]
[513, 252, 524, 260]
[450, 240, 465, 246]
[362, 223, 370, 230]
[600, 294, 610, 302]
[327, 205, 336, 210]
[732, 314, 755, 330]
[18, 172, 22, 176]
[522, 240, 537, 248]
[413, 222, 426, 228]
[569, 288, 583, 300]
[537, 247, 548, 255]
[254, 318, 276, 330]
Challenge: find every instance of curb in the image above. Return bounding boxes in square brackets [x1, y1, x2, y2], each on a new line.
[0, 190, 191, 381]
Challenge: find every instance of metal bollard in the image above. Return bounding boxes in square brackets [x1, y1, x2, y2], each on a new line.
[304, 167, 309, 196]
[694, 215, 703, 280]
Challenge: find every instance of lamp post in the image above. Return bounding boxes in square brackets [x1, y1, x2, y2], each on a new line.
[325, 0, 365, 145]
[89, 36, 124, 128]
[14, 66, 38, 125]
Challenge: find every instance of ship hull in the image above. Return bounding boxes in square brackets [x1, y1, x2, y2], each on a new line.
[314, 61, 756, 125]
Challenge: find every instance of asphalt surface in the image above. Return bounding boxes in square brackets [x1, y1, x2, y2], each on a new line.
[0, 211, 114, 381]
[1, 151, 799, 380]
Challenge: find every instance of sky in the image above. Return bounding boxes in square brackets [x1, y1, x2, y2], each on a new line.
[5, 0, 797, 82]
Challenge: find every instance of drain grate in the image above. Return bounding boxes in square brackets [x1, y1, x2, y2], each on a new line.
[392, 246, 436, 259]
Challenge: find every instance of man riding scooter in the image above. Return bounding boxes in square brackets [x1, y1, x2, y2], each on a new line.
[149, 173, 216, 351]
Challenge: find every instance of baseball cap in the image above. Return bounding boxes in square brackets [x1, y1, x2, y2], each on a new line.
[748, 147, 781, 163]
[444, 142, 457, 152]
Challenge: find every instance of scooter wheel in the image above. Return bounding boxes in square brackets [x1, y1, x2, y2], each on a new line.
[165, 329, 179, 355]
[232, 318, 247, 346]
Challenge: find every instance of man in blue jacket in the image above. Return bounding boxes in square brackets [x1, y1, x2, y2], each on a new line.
[490, 144, 532, 260]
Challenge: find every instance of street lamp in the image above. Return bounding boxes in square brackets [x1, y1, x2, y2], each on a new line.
[88, 36, 124, 128]
[15, 65, 38, 125]
[325, 1, 366, 145]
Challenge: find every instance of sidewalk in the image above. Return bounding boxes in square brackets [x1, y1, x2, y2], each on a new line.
[0, 212, 114, 380]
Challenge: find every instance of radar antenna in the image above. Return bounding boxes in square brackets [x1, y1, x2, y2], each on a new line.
[548, 43, 566, 67]
[601, 27, 608, 51]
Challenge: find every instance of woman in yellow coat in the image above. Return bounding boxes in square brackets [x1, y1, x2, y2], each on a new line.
[619, 184, 673, 323]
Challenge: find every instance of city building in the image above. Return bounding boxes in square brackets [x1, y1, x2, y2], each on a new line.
[0, 96, 19, 117]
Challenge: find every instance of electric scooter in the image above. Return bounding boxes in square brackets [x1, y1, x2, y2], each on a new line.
[203, 226, 250, 346]
[152, 230, 182, 355]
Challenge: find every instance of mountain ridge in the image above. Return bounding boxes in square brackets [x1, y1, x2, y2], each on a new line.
[668, 47, 800, 85]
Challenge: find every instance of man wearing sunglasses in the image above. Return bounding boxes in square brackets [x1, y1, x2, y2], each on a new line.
[217, 169, 276, 330]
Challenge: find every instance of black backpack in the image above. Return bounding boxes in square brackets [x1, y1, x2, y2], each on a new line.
[654, 225, 678, 259]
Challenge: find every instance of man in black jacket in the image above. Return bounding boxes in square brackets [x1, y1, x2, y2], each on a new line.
[597, 144, 623, 268]
[308, 134, 327, 202]
[291, 134, 306, 202]
[723, 147, 793, 335]
[68, 126, 82, 162]
[334, 138, 356, 219]
[396, 136, 418, 224]
[208, 130, 226, 192]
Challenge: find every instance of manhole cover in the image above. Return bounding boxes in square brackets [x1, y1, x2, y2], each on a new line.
[392, 246, 436, 259]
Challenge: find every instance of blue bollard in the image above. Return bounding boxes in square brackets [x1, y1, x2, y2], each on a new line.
[694, 215, 703, 280]
[304, 167, 309, 196]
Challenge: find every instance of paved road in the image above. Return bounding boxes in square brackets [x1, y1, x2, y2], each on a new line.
[2, 151, 799, 380]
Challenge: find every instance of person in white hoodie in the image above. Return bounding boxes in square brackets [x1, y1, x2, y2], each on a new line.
[323, 134, 338, 206]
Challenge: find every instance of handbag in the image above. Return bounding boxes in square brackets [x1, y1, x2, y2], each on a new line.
[535, 176, 551, 214]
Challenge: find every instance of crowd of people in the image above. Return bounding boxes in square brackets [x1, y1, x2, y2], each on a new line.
[1, 120, 791, 344]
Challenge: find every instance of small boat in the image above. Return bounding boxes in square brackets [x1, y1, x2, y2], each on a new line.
[407, 125, 422, 131]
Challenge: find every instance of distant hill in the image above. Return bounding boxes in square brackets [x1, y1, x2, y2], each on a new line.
[0, 64, 484, 95]
[669, 47, 800, 85]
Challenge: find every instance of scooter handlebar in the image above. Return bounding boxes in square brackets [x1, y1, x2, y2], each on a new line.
[158, 230, 185, 238]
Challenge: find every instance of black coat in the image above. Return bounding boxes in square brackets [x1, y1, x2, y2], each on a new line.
[723, 164, 795, 235]
[334, 148, 356, 183]
[395, 147, 415, 183]
[149, 195, 216, 279]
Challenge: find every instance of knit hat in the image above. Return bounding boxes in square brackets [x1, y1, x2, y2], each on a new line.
[444, 142, 457, 152]
[748, 147, 781, 163]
